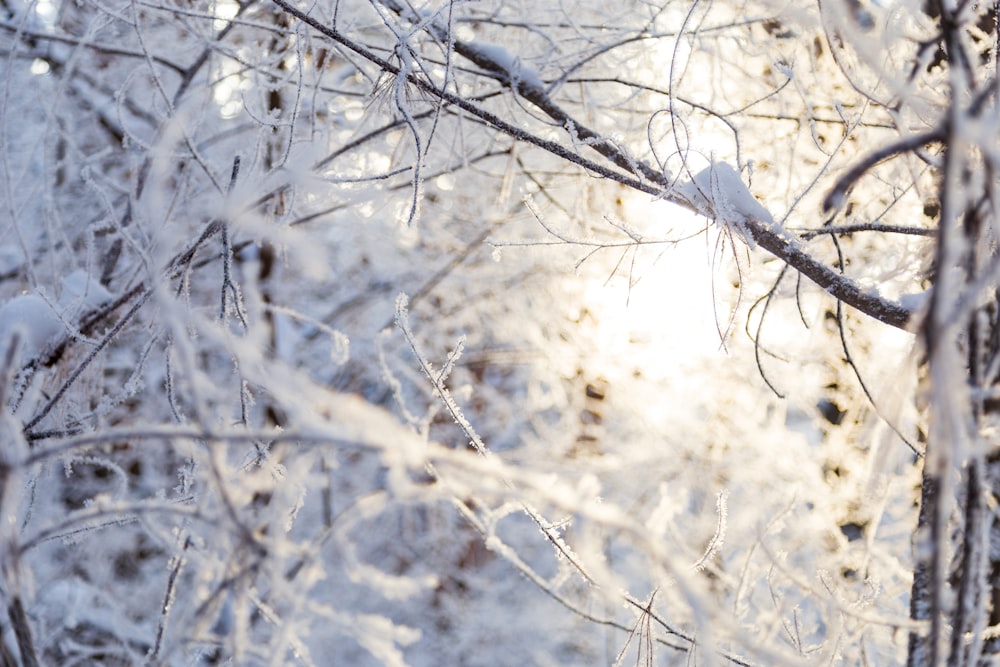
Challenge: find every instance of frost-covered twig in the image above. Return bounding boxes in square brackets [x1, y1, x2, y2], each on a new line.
[220, 157, 248, 327]
[394, 295, 595, 584]
[799, 222, 935, 239]
[692, 491, 728, 572]
[147, 534, 191, 666]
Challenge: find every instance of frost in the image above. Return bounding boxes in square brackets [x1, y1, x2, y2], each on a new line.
[678, 162, 773, 249]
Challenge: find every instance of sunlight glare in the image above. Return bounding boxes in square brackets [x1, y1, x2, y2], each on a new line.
[33, 0, 56, 26]
[31, 59, 50, 76]
[213, 0, 239, 31]
[579, 196, 725, 385]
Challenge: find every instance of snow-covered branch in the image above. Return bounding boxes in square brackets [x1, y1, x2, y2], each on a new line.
[274, 0, 915, 330]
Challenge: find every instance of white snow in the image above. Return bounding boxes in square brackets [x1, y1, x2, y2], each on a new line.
[0, 294, 63, 361]
[0, 270, 112, 362]
[58, 269, 112, 315]
[678, 162, 773, 249]
[463, 41, 545, 91]
[899, 290, 928, 313]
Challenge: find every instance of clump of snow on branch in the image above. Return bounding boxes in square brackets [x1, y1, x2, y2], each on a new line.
[462, 41, 546, 91]
[0, 270, 112, 362]
[677, 162, 773, 249]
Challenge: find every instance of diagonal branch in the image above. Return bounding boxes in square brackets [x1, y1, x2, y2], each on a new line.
[270, 0, 915, 330]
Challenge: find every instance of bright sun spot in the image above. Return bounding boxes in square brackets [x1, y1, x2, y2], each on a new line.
[31, 59, 50, 76]
[212, 0, 239, 31]
[579, 197, 728, 384]
[33, 0, 56, 24]
[206, 0, 243, 119]
[435, 174, 456, 191]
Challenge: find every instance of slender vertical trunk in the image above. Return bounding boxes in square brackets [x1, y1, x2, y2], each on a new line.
[907, 53, 1000, 660]
[908, 472, 938, 667]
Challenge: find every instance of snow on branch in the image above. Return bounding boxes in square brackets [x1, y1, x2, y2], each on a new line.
[0, 270, 112, 365]
[271, 0, 916, 331]
[676, 162, 773, 250]
[370, 1, 916, 331]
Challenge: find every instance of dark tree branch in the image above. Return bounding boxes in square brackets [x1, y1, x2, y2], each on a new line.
[270, 0, 916, 330]
[822, 129, 946, 214]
